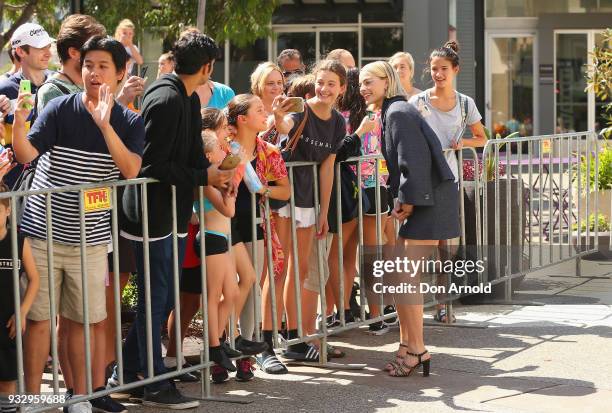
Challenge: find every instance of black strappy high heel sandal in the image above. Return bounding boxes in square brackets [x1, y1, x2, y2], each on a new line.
[388, 349, 430, 377]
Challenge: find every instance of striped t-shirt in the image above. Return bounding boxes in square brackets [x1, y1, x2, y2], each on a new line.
[20, 93, 145, 246]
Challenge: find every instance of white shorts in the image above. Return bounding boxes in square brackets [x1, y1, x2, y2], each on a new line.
[277, 205, 316, 228]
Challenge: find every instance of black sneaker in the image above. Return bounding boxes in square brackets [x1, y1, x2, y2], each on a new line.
[91, 392, 127, 413]
[367, 321, 390, 336]
[171, 363, 201, 382]
[221, 341, 243, 358]
[235, 357, 255, 381]
[211, 365, 229, 384]
[143, 385, 199, 410]
[62, 389, 73, 413]
[235, 335, 269, 355]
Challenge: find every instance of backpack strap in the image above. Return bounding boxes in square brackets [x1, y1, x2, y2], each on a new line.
[283, 103, 309, 153]
[31, 77, 74, 123]
[457, 92, 469, 130]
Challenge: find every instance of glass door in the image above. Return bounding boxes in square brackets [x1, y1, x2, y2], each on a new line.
[555, 30, 610, 134]
[486, 33, 536, 138]
[555, 32, 589, 133]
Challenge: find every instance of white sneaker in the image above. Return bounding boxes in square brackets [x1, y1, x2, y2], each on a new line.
[67, 401, 92, 413]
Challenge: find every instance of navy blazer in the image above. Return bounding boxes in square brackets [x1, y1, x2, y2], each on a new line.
[381, 96, 455, 206]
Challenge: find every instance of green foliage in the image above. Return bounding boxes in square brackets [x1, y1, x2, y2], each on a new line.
[579, 141, 612, 192]
[586, 28, 612, 138]
[572, 213, 611, 233]
[121, 273, 138, 310]
[0, 0, 70, 49]
[483, 127, 518, 181]
[85, 0, 279, 48]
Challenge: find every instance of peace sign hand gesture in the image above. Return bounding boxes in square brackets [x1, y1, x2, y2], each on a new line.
[87, 84, 114, 130]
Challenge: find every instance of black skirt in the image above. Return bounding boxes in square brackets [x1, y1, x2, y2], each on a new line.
[398, 180, 460, 240]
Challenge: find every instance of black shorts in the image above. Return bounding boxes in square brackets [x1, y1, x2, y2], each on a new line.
[364, 186, 390, 216]
[182, 232, 229, 294]
[231, 214, 263, 246]
[0, 330, 16, 381]
[193, 231, 229, 258]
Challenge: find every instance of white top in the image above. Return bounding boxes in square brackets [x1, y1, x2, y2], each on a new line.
[409, 90, 481, 182]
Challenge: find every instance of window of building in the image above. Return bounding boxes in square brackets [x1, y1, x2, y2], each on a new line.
[229, 39, 268, 94]
[362, 27, 403, 59]
[486, 0, 609, 17]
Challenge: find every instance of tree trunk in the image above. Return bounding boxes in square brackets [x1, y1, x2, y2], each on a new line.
[0, 0, 38, 50]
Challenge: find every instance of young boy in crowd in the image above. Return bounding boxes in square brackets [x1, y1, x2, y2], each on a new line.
[0, 183, 39, 412]
[12, 36, 144, 413]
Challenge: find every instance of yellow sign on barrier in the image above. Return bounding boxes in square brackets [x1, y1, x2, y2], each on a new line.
[84, 187, 111, 212]
[542, 139, 551, 154]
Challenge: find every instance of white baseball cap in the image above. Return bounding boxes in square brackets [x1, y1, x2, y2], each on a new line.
[10, 23, 54, 49]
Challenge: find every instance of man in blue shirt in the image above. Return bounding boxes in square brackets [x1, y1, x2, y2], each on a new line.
[0, 22, 53, 187]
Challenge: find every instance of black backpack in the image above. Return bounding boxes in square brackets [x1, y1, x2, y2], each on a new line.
[12, 78, 73, 225]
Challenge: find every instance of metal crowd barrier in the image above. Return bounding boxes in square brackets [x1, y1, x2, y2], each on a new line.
[479, 131, 603, 303]
[4, 132, 604, 411]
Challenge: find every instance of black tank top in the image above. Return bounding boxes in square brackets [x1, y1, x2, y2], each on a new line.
[0, 230, 25, 325]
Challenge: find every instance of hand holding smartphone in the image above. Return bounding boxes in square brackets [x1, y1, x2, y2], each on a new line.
[19, 79, 32, 110]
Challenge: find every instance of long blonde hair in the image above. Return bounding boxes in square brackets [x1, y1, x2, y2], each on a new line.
[360, 61, 406, 99]
[389, 51, 416, 82]
[250, 62, 284, 97]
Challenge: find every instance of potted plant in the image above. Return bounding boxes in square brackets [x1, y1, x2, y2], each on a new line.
[572, 213, 612, 261]
[578, 29, 612, 226]
[460, 129, 529, 301]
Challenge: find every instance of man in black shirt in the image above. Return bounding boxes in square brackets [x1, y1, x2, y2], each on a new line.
[118, 31, 233, 409]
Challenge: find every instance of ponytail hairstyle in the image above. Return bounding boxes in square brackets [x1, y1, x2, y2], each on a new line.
[428, 40, 460, 68]
[312, 59, 347, 87]
[225, 94, 258, 127]
[337, 67, 367, 133]
[201, 107, 225, 131]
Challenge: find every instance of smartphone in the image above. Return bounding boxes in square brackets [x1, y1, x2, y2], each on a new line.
[19, 79, 32, 110]
[285, 97, 304, 113]
[140, 65, 148, 78]
[219, 153, 241, 170]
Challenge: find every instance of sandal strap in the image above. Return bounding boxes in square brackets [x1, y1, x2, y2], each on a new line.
[406, 349, 429, 363]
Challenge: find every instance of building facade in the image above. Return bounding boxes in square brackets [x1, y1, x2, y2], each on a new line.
[127, 1, 612, 136]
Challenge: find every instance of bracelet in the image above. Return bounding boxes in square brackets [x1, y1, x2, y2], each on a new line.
[263, 188, 271, 197]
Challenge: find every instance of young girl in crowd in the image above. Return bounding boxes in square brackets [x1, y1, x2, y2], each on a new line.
[165, 113, 239, 375]
[251, 62, 285, 144]
[360, 60, 460, 377]
[0, 183, 39, 410]
[389, 52, 421, 98]
[226, 94, 290, 376]
[166, 108, 227, 378]
[326, 68, 376, 328]
[114, 19, 143, 75]
[272, 60, 347, 361]
[409, 41, 486, 323]
[350, 69, 394, 335]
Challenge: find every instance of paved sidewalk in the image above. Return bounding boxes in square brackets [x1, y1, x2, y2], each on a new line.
[116, 258, 612, 413]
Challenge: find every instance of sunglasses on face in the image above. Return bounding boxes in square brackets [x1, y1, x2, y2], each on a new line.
[283, 69, 305, 78]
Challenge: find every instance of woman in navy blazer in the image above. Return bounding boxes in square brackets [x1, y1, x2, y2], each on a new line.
[359, 61, 460, 377]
